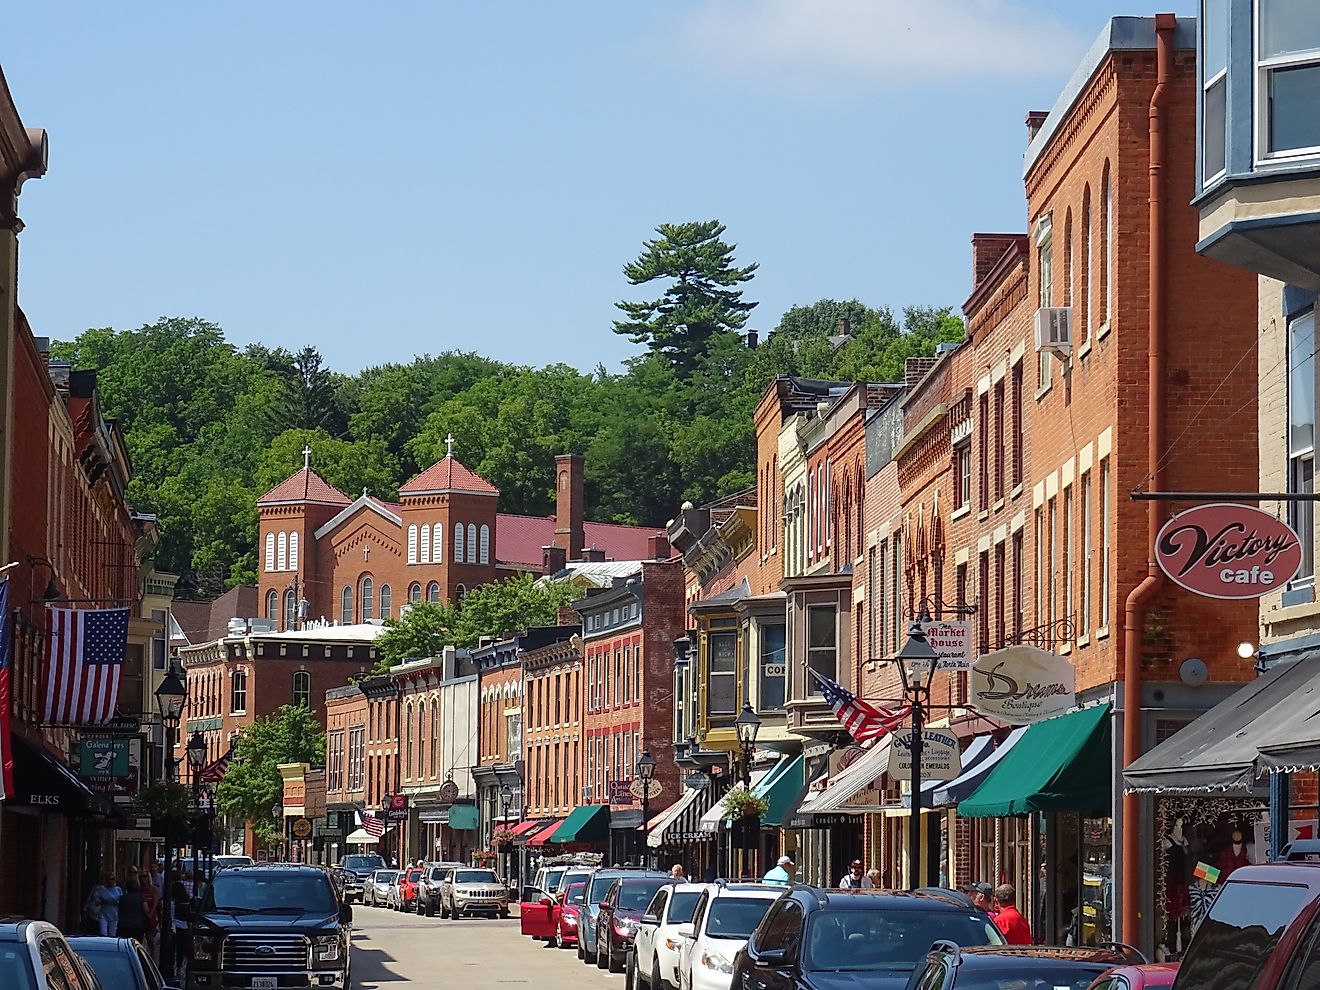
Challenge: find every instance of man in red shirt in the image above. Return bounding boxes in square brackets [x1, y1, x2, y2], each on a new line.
[992, 884, 1032, 945]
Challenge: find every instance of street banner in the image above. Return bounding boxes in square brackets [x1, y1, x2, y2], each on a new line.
[970, 645, 1075, 724]
[886, 729, 962, 781]
[1155, 503, 1301, 599]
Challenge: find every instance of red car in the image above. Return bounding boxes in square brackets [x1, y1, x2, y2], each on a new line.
[398, 867, 424, 912]
[555, 881, 588, 949]
[1087, 963, 1179, 990]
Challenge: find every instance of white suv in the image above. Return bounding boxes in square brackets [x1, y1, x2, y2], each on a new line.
[631, 882, 704, 990]
[676, 882, 783, 990]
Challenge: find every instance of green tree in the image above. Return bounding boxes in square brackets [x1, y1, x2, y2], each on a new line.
[216, 705, 326, 840]
[267, 346, 350, 437]
[614, 220, 758, 377]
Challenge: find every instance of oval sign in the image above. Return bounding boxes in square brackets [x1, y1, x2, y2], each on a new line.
[1155, 503, 1302, 599]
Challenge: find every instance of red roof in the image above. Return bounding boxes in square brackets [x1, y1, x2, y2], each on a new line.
[495, 513, 662, 568]
[256, 469, 352, 507]
[399, 456, 499, 496]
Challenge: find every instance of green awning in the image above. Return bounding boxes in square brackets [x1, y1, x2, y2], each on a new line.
[551, 804, 611, 843]
[754, 755, 806, 827]
[958, 704, 1112, 818]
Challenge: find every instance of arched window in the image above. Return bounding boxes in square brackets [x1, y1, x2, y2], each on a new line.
[293, 670, 311, 708]
[455, 583, 467, 605]
[427, 582, 441, 603]
[430, 699, 439, 779]
[409, 582, 422, 603]
[420, 523, 431, 564]
[405, 702, 413, 779]
[1063, 208, 1074, 306]
[361, 577, 374, 621]
[1102, 162, 1113, 326]
[264, 533, 275, 572]
[416, 704, 425, 780]
[265, 589, 278, 620]
[1081, 184, 1092, 343]
[379, 584, 392, 618]
[277, 532, 288, 571]
[433, 522, 442, 564]
[454, 523, 464, 562]
[289, 531, 299, 570]
[283, 589, 296, 630]
[466, 524, 477, 563]
[340, 586, 353, 624]
[231, 668, 247, 713]
[479, 524, 490, 564]
[407, 524, 418, 564]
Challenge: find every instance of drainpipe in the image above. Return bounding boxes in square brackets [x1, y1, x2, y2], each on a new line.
[1121, 12, 1175, 947]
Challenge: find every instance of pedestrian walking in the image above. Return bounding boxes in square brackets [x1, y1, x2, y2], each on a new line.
[171, 870, 197, 980]
[838, 860, 873, 889]
[992, 884, 1032, 945]
[966, 881, 996, 915]
[118, 877, 147, 943]
[138, 869, 159, 955]
[92, 874, 123, 937]
[763, 855, 794, 886]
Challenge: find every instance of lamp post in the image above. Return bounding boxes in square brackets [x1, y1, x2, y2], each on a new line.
[636, 750, 656, 868]
[499, 784, 513, 887]
[733, 705, 761, 877]
[895, 618, 938, 892]
[184, 730, 207, 983]
[154, 662, 187, 977]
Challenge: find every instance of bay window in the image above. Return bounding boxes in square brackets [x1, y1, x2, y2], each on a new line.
[806, 605, 838, 690]
[1290, 309, 1316, 586]
[708, 630, 738, 717]
[759, 624, 787, 711]
[1258, 0, 1320, 161]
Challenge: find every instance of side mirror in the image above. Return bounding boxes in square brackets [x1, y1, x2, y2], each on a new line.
[641, 913, 660, 925]
[339, 903, 353, 925]
[676, 923, 695, 939]
[755, 948, 789, 968]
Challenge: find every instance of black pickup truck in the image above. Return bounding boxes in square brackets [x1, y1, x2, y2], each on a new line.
[187, 863, 352, 990]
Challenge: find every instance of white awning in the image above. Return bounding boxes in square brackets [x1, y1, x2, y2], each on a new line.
[345, 826, 393, 845]
[647, 787, 700, 848]
[796, 737, 895, 815]
[698, 768, 772, 832]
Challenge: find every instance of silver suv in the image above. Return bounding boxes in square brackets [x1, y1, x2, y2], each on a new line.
[418, 862, 466, 917]
[0, 920, 106, 990]
[440, 866, 510, 919]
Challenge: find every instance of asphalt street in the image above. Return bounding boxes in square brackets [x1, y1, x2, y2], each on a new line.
[350, 905, 624, 989]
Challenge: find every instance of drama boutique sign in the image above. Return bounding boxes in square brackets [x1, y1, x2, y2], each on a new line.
[970, 645, 1075, 725]
[1155, 503, 1301, 599]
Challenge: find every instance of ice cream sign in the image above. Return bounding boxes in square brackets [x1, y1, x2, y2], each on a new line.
[1154, 503, 1301, 600]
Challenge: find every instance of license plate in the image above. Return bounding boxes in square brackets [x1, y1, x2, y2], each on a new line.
[250, 979, 277, 990]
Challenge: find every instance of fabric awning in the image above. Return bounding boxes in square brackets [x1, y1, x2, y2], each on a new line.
[10, 735, 118, 819]
[550, 804, 610, 844]
[652, 779, 728, 846]
[922, 728, 1027, 808]
[346, 828, 387, 845]
[756, 755, 807, 826]
[699, 768, 772, 832]
[901, 733, 995, 809]
[958, 704, 1112, 818]
[527, 819, 566, 847]
[509, 818, 549, 840]
[647, 788, 700, 847]
[796, 738, 895, 816]
[1125, 655, 1320, 793]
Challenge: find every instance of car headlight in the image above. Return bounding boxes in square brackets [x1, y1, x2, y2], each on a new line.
[313, 935, 342, 963]
[192, 937, 219, 962]
[700, 950, 733, 973]
[615, 919, 638, 936]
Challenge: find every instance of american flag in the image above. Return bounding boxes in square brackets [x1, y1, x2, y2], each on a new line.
[810, 670, 910, 744]
[200, 740, 236, 783]
[357, 806, 385, 837]
[44, 607, 129, 726]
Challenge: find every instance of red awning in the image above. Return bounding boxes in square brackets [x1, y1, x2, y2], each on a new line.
[509, 819, 546, 839]
[527, 819, 565, 847]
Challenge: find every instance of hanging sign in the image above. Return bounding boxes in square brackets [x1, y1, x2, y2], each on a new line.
[629, 778, 663, 800]
[925, 620, 974, 670]
[886, 729, 962, 781]
[970, 645, 1075, 725]
[1155, 503, 1301, 599]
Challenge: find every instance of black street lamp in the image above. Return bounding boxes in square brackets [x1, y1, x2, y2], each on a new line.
[153, 662, 187, 977]
[499, 784, 513, 888]
[636, 750, 657, 868]
[734, 704, 761, 788]
[184, 730, 207, 982]
[896, 618, 939, 892]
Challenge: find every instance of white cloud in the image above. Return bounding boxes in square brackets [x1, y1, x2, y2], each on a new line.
[677, 0, 1087, 91]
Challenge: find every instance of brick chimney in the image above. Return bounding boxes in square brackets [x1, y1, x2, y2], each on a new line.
[542, 545, 567, 576]
[905, 356, 938, 389]
[745, 328, 759, 348]
[647, 534, 671, 560]
[555, 604, 580, 627]
[554, 454, 585, 560]
[971, 234, 1023, 289]
[1026, 111, 1048, 144]
[582, 547, 607, 563]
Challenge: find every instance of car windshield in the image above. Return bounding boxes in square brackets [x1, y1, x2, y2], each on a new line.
[565, 882, 587, 904]
[74, 948, 137, 990]
[667, 891, 701, 923]
[705, 896, 775, 940]
[429, 868, 448, 881]
[205, 872, 338, 916]
[455, 870, 498, 884]
[804, 910, 1003, 972]
[0, 944, 35, 990]
[947, 966, 1110, 990]
[344, 855, 384, 872]
[619, 878, 669, 912]
[1176, 879, 1312, 988]
[406, 870, 422, 882]
[589, 875, 617, 903]
[375, 871, 395, 882]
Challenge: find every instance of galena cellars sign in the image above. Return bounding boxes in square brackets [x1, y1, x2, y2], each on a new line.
[1154, 503, 1302, 599]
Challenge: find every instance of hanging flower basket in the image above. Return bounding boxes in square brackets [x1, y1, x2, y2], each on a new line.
[139, 781, 191, 825]
[473, 850, 498, 864]
[491, 827, 518, 847]
[723, 787, 769, 821]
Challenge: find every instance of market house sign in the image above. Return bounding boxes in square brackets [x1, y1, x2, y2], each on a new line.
[1155, 503, 1301, 599]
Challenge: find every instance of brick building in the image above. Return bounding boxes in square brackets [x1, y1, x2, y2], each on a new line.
[472, 634, 525, 853]
[256, 450, 662, 628]
[323, 684, 367, 864]
[521, 634, 582, 822]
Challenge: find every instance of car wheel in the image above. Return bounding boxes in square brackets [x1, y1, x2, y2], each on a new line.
[625, 950, 636, 990]
[651, 957, 665, 990]
[425, 898, 434, 917]
[596, 935, 609, 969]
[609, 945, 624, 974]
[577, 938, 586, 961]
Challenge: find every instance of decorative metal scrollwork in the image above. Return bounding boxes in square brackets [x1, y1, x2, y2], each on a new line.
[991, 616, 1076, 652]
[902, 596, 978, 620]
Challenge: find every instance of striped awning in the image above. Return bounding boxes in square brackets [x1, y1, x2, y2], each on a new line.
[659, 777, 730, 844]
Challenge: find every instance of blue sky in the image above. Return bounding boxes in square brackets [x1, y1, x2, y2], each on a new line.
[4, 1, 1196, 375]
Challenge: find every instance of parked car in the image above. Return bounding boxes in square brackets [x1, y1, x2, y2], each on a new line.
[630, 881, 704, 990]
[337, 853, 386, 904]
[0, 921, 102, 990]
[556, 881, 588, 949]
[729, 887, 1003, 990]
[596, 874, 675, 972]
[907, 944, 1145, 990]
[579, 870, 669, 965]
[440, 867, 509, 919]
[1170, 862, 1320, 990]
[676, 882, 783, 990]
[1087, 962, 1180, 990]
[68, 937, 178, 990]
[364, 869, 396, 907]
[397, 867, 424, 912]
[419, 862, 466, 917]
[384, 871, 405, 910]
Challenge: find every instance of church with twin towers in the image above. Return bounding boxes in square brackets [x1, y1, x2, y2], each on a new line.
[255, 442, 665, 629]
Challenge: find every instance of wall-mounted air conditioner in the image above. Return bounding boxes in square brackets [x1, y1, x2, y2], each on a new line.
[1034, 307, 1073, 358]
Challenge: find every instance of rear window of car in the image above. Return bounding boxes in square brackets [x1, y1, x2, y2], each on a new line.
[1175, 879, 1313, 989]
[0, 944, 35, 990]
[947, 964, 1111, 990]
[75, 948, 137, 990]
[804, 910, 1002, 972]
[704, 896, 776, 940]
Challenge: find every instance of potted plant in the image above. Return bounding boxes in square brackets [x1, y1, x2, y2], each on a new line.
[722, 787, 769, 821]
[140, 780, 190, 835]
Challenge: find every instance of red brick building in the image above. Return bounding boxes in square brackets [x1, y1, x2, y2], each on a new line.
[323, 684, 367, 863]
[522, 635, 582, 822]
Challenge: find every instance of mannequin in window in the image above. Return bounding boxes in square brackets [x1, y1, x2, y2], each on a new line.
[1217, 828, 1250, 880]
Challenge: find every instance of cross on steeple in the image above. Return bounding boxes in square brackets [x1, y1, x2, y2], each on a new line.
[302, 445, 312, 471]
[445, 433, 456, 459]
